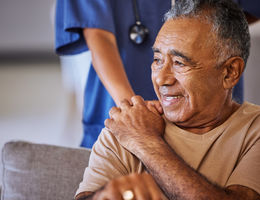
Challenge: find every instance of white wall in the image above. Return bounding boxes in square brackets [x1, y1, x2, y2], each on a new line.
[245, 22, 260, 105]
[0, 0, 55, 53]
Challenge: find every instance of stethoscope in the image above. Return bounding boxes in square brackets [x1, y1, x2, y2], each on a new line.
[129, 0, 149, 45]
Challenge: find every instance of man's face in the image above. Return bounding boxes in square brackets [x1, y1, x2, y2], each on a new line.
[152, 18, 228, 128]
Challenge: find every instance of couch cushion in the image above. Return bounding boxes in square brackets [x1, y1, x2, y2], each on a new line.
[1, 141, 91, 200]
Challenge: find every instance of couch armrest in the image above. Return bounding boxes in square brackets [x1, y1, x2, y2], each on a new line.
[1, 141, 91, 200]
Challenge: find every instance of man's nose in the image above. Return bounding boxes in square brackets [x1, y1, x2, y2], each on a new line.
[155, 58, 176, 86]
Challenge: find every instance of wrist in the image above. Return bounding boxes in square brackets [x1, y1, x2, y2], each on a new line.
[114, 90, 135, 106]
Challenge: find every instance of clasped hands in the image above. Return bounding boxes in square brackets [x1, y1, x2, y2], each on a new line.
[104, 95, 165, 155]
[91, 96, 166, 200]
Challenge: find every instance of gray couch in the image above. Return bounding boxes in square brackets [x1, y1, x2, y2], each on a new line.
[1, 141, 91, 200]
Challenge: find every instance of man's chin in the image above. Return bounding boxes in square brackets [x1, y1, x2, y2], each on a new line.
[163, 110, 184, 123]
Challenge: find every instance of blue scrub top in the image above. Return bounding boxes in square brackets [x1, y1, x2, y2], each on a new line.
[234, 0, 260, 18]
[56, 0, 171, 147]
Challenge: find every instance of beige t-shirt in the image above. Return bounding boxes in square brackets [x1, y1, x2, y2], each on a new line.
[76, 102, 260, 196]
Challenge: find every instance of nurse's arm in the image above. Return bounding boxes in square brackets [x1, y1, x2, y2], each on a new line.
[83, 28, 135, 106]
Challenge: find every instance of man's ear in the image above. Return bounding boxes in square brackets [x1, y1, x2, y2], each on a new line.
[222, 57, 245, 89]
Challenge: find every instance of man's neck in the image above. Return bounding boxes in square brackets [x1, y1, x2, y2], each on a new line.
[174, 101, 241, 135]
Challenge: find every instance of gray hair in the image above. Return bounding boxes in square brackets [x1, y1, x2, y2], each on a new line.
[164, 0, 250, 66]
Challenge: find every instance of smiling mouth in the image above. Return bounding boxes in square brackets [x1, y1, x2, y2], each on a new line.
[161, 94, 184, 106]
[164, 96, 182, 100]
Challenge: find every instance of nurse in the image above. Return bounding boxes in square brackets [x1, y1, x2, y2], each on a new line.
[55, 0, 171, 148]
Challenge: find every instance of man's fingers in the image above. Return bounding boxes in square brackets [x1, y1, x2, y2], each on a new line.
[113, 176, 135, 200]
[104, 118, 114, 130]
[120, 173, 150, 200]
[98, 173, 163, 200]
[153, 101, 163, 115]
[98, 183, 122, 200]
[146, 102, 160, 115]
[133, 181, 150, 200]
[119, 99, 132, 110]
[146, 100, 163, 115]
[143, 173, 163, 200]
[131, 96, 146, 106]
[109, 106, 121, 119]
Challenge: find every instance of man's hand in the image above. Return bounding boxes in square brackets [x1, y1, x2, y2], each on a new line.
[105, 96, 165, 154]
[145, 100, 163, 115]
[93, 173, 164, 200]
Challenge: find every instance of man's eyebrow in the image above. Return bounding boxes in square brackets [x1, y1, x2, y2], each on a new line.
[170, 49, 194, 64]
[152, 47, 160, 53]
[152, 47, 196, 65]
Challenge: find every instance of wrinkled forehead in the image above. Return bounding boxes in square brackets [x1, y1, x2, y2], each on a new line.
[154, 18, 215, 52]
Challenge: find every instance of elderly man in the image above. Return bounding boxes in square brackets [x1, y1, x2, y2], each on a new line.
[75, 0, 260, 199]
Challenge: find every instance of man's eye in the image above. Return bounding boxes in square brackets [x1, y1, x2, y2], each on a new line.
[152, 58, 163, 70]
[174, 60, 184, 67]
[154, 58, 162, 65]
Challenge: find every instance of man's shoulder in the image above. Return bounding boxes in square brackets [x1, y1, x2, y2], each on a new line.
[229, 102, 260, 149]
[237, 102, 260, 126]
[241, 101, 260, 133]
[97, 128, 138, 158]
[242, 101, 260, 111]
[232, 101, 260, 122]
[97, 128, 121, 149]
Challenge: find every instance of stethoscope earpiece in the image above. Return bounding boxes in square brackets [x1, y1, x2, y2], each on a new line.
[129, 0, 149, 45]
[129, 21, 149, 45]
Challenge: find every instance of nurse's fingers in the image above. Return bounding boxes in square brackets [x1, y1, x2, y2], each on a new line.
[131, 96, 146, 106]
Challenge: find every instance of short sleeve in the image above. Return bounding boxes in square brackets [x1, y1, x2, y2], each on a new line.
[226, 139, 260, 194]
[55, 0, 116, 55]
[75, 128, 144, 196]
